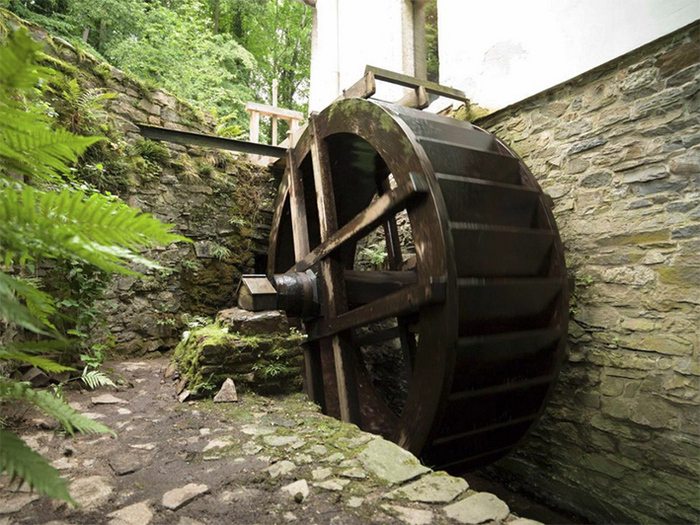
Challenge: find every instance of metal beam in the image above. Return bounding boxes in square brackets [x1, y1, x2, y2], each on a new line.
[365, 65, 469, 104]
[137, 125, 287, 158]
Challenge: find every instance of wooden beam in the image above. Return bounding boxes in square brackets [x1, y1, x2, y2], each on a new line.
[137, 124, 286, 158]
[366, 65, 469, 103]
[309, 113, 360, 425]
[342, 71, 376, 100]
[396, 86, 430, 109]
[246, 101, 304, 121]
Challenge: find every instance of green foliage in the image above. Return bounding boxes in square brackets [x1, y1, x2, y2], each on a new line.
[132, 138, 170, 164]
[4, 0, 311, 135]
[105, 1, 257, 122]
[0, 429, 75, 505]
[0, 26, 186, 502]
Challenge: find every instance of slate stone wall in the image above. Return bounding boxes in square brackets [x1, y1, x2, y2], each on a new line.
[40, 30, 274, 355]
[475, 22, 699, 524]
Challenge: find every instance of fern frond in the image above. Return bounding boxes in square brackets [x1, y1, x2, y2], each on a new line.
[0, 348, 74, 373]
[0, 380, 115, 437]
[0, 430, 76, 505]
[0, 272, 56, 335]
[0, 28, 54, 91]
[80, 368, 116, 389]
[0, 187, 189, 274]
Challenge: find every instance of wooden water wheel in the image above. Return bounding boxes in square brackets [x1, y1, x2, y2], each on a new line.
[254, 94, 568, 472]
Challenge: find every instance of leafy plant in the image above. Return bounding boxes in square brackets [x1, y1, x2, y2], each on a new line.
[211, 243, 231, 260]
[0, 27, 188, 503]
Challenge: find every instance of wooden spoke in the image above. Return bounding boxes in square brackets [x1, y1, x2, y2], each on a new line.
[287, 147, 310, 261]
[310, 113, 360, 424]
[377, 176, 416, 375]
[266, 175, 289, 275]
[307, 280, 445, 343]
[291, 172, 428, 273]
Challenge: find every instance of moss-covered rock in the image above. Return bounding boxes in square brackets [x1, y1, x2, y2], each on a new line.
[171, 318, 305, 397]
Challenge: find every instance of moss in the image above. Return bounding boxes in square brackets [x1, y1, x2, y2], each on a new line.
[172, 323, 305, 396]
[657, 266, 700, 286]
[597, 230, 670, 246]
[39, 53, 78, 76]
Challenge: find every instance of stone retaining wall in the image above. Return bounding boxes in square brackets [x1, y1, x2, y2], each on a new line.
[26, 20, 274, 355]
[474, 22, 699, 524]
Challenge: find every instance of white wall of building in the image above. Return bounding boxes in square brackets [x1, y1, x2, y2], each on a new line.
[309, 0, 415, 112]
[438, 0, 700, 110]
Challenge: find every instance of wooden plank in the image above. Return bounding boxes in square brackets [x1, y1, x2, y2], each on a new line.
[137, 125, 286, 158]
[291, 172, 429, 273]
[345, 270, 418, 304]
[342, 71, 376, 100]
[309, 113, 360, 424]
[366, 65, 469, 103]
[246, 101, 304, 121]
[287, 147, 310, 262]
[396, 86, 430, 109]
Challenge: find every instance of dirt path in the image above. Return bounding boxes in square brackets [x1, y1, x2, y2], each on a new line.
[1, 357, 543, 525]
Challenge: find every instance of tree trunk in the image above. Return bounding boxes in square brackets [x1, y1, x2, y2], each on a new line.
[214, 0, 220, 35]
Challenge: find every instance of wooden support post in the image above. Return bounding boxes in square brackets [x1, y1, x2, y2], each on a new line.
[249, 111, 260, 144]
[309, 113, 360, 425]
[272, 79, 279, 146]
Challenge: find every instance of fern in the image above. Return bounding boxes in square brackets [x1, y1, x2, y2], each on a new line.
[0, 186, 188, 274]
[0, 26, 186, 504]
[0, 430, 76, 506]
[0, 380, 114, 437]
[79, 367, 116, 389]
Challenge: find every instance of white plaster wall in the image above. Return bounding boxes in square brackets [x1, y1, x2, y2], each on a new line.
[438, 0, 700, 110]
[309, 0, 415, 112]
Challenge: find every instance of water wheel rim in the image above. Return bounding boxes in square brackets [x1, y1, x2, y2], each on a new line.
[268, 98, 459, 455]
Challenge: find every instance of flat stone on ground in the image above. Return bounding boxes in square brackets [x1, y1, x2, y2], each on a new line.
[315, 478, 351, 491]
[443, 492, 510, 524]
[162, 483, 209, 510]
[263, 435, 300, 447]
[202, 438, 233, 452]
[107, 500, 153, 525]
[281, 479, 309, 502]
[109, 454, 147, 476]
[339, 468, 366, 479]
[0, 493, 40, 514]
[241, 424, 276, 436]
[385, 473, 468, 503]
[382, 504, 433, 525]
[312, 467, 333, 480]
[91, 394, 127, 405]
[346, 496, 364, 508]
[267, 460, 296, 479]
[69, 476, 114, 509]
[358, 438, 430, 485]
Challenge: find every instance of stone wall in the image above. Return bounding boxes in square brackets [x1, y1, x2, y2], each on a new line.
[26, 18, 274, 355]
[474, 23, 699, 524]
